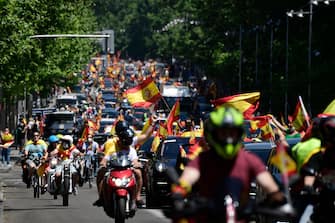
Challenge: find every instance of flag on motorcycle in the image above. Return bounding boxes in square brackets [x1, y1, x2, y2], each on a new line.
[270, 142, 297, 176]
[166, 100, 180, 135]
[125, 77, 162, 108]
[211, 92, 260, 119]
[291, 96, 311, 132]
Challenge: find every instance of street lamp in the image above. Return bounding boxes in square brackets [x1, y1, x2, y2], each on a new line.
[286, 0, 335, 114]
[285, 3, 313, 113]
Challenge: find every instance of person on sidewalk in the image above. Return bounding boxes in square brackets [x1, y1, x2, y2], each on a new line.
[0, 128, 15, 167]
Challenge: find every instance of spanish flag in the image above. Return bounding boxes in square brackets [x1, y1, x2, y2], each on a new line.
[167, 100, 180, 135]
[249, 115, 274, 140]
[291, 97, 310, 132]
[125, 78, 162, 108]
[151, 135, 161, 153]
[270, 142, 297, 176]
[211, 92, 260, 119]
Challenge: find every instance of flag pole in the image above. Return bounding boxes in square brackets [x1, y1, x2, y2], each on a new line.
[298, 96, 311, 127]
[161, 96, 171, 112]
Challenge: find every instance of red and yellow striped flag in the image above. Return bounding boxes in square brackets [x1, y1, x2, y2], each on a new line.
[291, 97, 310, 132]
[270, 142, 297, 176]
[211, 92, 260, 119]
[125, 78, 162, 108]
[250, 115, 274, 140]
[167, 100, 180, 135]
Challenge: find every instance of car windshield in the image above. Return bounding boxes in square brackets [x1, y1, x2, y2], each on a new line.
[161, 141, 191, 159]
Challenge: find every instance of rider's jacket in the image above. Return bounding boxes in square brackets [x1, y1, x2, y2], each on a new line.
[291, 137, 321, 171]
[187, 148, 266, 222]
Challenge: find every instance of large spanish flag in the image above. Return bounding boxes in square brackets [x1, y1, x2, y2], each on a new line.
[166, 100, 180, 135]
[125, 78, 162, 108]
[291, 97, 310, 132]
[211, 92, 260, 119]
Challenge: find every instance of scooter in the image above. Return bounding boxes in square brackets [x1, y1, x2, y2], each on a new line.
[101, 155, 137, 223]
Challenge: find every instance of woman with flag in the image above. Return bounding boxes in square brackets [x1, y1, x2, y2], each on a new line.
[0, 127, 14, 167]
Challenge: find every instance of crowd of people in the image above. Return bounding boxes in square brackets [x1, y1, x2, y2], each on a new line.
[5, 52, 335, 222]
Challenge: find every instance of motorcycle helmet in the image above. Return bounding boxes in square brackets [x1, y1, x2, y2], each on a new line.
[117, 128, 135, 146]
[204, 106, 244, 159]
[48, 135, 59, 143]
[115, 121, 130, 136]
[61, 135, 73, 150]
[320, 116, 335, 146]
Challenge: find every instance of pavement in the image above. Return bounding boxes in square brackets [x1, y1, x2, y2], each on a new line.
[0, 148, 21, 223]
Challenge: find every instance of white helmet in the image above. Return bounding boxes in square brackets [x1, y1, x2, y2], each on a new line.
[61, 135, 73, 145]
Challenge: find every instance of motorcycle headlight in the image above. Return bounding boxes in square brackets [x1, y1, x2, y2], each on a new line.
[155, 162, 167, 173]
[50, 159, 58, 168]
[112, 177, 131, 187]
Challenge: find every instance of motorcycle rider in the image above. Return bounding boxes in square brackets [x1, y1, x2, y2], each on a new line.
[81, 133, 99, 183]
[93, 119, 156, 208]
[53, 135, 81, 195]
[47, 135, 59, 154]
[171, 106, 286, 222]
[300, 115, 335, 222]
[23, 132, 48, 188]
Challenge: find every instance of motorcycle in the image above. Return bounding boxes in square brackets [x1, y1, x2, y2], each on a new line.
[164, 167, 295, 223]
[298, 168, 335, 223]
[101, 155, 137, 223]
[47, 158, 73, 206]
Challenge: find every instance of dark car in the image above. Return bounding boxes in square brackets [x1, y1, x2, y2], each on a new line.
[44, 111, 76, 138]
[141, 136, 197, 207]
[102, 90, 117, 103]
[101, 108, 119, 119]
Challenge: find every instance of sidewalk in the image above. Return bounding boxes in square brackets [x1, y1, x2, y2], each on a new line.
[0, 148, 21, 223]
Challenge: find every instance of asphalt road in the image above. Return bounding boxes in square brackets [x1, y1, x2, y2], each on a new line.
[1, 165, 170, 223]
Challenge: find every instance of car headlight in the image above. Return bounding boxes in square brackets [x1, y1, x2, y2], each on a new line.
[112, 177, 131, 187]
[155, 162, 167, 173]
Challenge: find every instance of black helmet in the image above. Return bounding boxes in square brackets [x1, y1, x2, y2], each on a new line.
[204, 106, 244, 159]
[320, 116, 335, 146]
[118, 128, 135, 146]
[115, 121, 130, 136]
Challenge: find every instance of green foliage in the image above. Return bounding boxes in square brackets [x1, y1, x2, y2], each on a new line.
[0, 0, 97, 99]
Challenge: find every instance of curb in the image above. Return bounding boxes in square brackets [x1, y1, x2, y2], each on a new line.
[0, 182, 4, 223]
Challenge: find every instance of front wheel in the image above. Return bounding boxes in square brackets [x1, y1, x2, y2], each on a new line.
[115, 197, 126, 223]
[62, 176, 70, 206]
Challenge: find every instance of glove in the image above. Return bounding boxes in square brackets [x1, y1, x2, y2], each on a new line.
[262, 191, 287, 208]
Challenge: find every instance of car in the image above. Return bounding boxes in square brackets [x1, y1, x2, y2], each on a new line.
[101, 108, 119, 119]
[102, 90, 117, 103]
[141, 136, 198, 207]
[44, 111, 76, 138]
